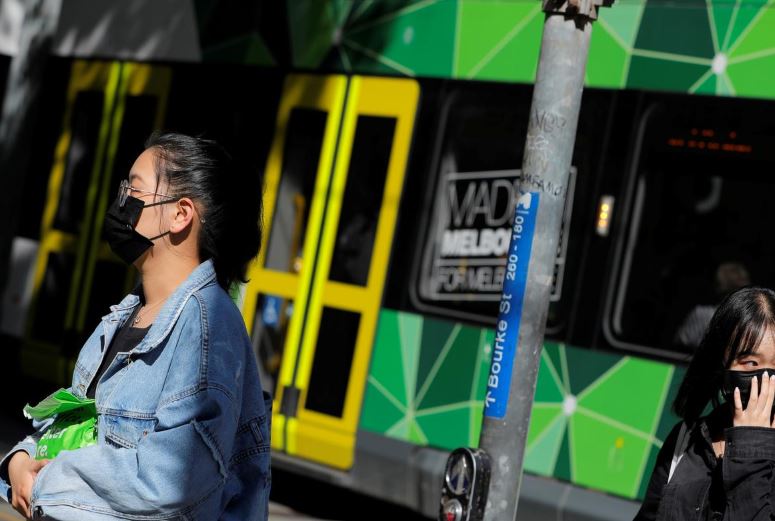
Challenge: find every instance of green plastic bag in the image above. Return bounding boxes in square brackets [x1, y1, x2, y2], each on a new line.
[24, 389, 98, 460]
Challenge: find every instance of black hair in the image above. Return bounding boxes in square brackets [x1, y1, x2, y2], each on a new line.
[144, 131, 262, 291]
[673, 286, 775, 423]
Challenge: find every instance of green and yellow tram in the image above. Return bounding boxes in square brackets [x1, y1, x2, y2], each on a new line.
[3, 0, 775, 518]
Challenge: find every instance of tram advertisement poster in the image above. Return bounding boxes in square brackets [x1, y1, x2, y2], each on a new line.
[422, 170, 522, 302]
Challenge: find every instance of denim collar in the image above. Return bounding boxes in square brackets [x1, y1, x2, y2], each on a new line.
[100, 259, 217, 354]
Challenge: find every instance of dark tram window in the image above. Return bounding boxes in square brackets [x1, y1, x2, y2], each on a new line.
[252, 292, 295, 396]
[609, 98, 775, 358]
[305, 306, 360, 417]
[413, 86, 581, 332]
[264, 108, 327, 273]
[329, 116, 396, 286]
[53, 91, 104, 234]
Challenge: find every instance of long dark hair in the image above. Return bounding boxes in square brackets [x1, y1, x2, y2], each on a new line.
[145, 131, 262, 291]
[673, 286, 775, 423]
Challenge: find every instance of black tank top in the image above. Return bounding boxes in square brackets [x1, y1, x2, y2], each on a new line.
[86, 306, 150, 399]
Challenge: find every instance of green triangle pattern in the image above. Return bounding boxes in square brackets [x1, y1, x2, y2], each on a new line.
[360, 377, 407, 433]
[571, 411, 651, 498]
[598, 0, 646, 49]
[456, 0, 541, 78]
[694, 72, 718, 94]
[634, 2, 715, 59]
[527, 404, 563, 447]
[417, 319, 454, 396]
[588, 23, 629, 89]
[398, 312, 422, 407]
[417, 326, 481, 410]
[416, 407, 472, 451]
[346, 0, 456, 76]
[467, 12, 543, 83]
[554, 426, 572, 481]
[710, 3, 735, 51]
[655, 368, 685, 441]
[717, 73, 736, 95]
[535, 351, 565, 404]
[727, 56, 775, 98]
[578, 359, 671, 433]
[288, 1, 339, 68]
[368, 311, 409, 409]
[627, 56, 710, 92]
[726, 0, 769, 53]
[565, 344, 621, 396]
[524, 414, 567, 477]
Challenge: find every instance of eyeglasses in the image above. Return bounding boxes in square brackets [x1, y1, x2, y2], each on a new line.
[118, 179, 178, 209]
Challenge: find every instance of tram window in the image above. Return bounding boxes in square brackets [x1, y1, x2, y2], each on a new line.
[413, 86, 576, 331]
[53, 91, 104, 234]
[609, 99, 775, 357]
[305, 306, 359, 417]
[252, 292, 294, 395]
[329, 116, 396, 286]
[264, 108, 327, 274]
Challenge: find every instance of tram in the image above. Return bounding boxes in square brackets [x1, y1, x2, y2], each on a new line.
[2, 1, 775, 519]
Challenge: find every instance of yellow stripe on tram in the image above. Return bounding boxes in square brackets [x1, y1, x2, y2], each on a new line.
[293, 76, 419, 469]
[241, 74, 349, 452]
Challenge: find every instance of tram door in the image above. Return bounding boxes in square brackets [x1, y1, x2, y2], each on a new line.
[243, 74, 418, 469]
[23, 60, 170, 384]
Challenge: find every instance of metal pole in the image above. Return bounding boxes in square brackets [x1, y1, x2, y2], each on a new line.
[0, 0, 61, 323]
[478, 2, 611, 521]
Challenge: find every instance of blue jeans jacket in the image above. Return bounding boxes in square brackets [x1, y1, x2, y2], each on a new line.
[0, 260, 271, 520]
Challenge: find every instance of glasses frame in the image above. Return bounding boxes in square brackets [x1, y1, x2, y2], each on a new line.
[118, 179, 178, 209]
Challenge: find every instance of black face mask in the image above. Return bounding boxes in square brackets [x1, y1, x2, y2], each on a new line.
[104, 194, 172, 265]
[722, 368, 775, 411]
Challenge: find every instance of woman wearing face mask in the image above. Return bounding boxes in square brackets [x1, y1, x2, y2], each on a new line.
[0, 132, 270, 520]
[635, 286, 775, 521]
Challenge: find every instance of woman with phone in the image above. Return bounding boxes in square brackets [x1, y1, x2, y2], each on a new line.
[636, 286, 775, 520]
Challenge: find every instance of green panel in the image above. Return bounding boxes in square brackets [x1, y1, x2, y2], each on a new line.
[398, 311, 422, 407]
[525, 414, 567, 477]
[727, 56, 775, 99]
[467, 11, 543, 83]
[635, 1, 715, 59]
[456, 1, 541, 78]
[360, 377, 407, 433]
[694, 72, 718, 95]
[726, 0, 769, 52]
[587, 24, 628, 89]
[288, 1, 340, 68]
[728, 6, 775, 57]
[565, 344, 621, 397]
[544, 343, 565, 385]
[417, 326, 481, 410]
[571, 410, 652, 498]
[408, 419, 427, 445]
[627, 56, 710, 92]
[554, 419, 572, 481]
[417, 319, 454, 396]
[527, 404, 563, 446]
[535, 352, 566, 404]
[346, 0, 456, 77]
[710, 2, 735, 50]
[636, 444, 661, 500]
[598, 0, 646, 48]
[369, 311, 410, 408]
[416, 407, 473, 451]
[655, 368, 685, 441]
[577, 359, 672, 433]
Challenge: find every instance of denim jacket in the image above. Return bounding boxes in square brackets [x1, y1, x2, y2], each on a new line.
[0, 260, 271, 520]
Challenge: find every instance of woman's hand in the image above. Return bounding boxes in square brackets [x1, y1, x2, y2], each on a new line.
[733, 372, 775, 428]
[8, 451, 49, 519]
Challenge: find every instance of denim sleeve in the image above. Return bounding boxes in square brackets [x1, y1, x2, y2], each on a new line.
[723, 426, 775, 520]
[0, 417, 56, 503]
[28, 386, 237, 520]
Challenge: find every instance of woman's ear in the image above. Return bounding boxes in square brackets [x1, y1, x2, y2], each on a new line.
[169, 197, 196, 233]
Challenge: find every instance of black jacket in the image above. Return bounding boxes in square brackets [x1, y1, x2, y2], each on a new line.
[636, 410, 775, 520]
